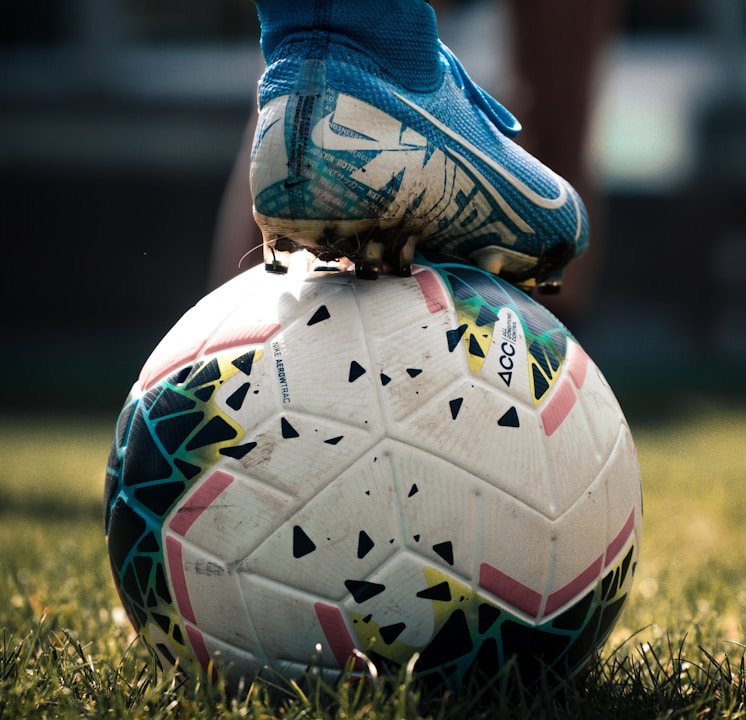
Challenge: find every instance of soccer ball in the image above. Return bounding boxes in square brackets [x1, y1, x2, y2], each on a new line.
[104, 253, 642, 690]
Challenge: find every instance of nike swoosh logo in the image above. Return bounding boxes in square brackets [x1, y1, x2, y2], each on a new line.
[311, 94, 428, 152]
[393, 92, 568, 211]
[283, 177, 310, 189]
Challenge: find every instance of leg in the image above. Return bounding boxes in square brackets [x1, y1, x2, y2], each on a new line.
[207, 111, 263, 291]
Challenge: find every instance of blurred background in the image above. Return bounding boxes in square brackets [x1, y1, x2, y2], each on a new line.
[1, 0, 745, 418]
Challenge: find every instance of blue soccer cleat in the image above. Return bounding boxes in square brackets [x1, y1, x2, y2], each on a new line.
[250, 0, 589, 291]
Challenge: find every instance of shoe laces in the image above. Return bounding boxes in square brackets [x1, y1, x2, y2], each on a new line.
[439, 41, 521, 138]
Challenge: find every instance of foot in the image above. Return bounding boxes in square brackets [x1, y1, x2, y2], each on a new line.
[250, 3, 589, 291]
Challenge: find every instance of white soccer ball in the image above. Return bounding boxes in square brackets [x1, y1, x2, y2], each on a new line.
[105, 254, 642, 689]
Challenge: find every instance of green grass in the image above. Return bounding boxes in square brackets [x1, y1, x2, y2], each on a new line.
[1, 405, 744, 718]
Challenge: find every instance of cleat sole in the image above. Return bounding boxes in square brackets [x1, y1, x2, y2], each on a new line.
[257, 213, 574, 291]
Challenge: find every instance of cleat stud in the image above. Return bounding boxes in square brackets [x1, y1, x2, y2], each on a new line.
[536, 282, 562, 295]
[469, 247, 505, 276]
[356, 240, 384, 280]
[263, 240, 292, 274]
[536, 269, 564, 295]
[355, 263, 379, 280]
[360, 240, 385, 265]
[395, 235, 417, 276]
[265, 262, 289, 274]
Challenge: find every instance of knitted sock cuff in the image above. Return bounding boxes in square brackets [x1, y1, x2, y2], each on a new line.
[256, 0, 441, 91]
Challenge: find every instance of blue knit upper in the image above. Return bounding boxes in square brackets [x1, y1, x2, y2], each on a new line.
[256, 0, 443, 92]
